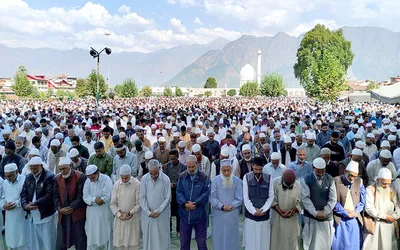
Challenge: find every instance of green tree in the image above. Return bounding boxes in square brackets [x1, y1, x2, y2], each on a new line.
[113, 84, 123, 97]
[12, 66, 34, 97]
[260, 73, 287, 97]
[140, 86, 152, 97]
[56, 90, 67, 97]
[367, 81, 380, 90]
[204, 90, 212, 97]
[164, 87, 172, 97]
[175, 86, 183, 96]
[75, 78, 89, 98]
[1, 94, 6, 100]
[227, 89, 237, 96]
[29, 86, 41, 99]
[46, 88, 54, 98]
[115, 78, 139, 98]
[294, 24, 354, 101]
[86, 70, 108, 98]
[204, 77, 217, 88]
[239, 81, 260, 97]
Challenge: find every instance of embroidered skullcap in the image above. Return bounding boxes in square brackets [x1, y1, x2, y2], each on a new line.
[220, 159, 232, 167]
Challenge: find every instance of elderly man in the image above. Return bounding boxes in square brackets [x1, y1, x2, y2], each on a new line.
[153, 137, 170, 166]
[54, 157, 87, 250]
[119, 132, 133, 151]
[110, 165, 141, 250]
[192, 144, 211, 176]
[210, 158, 243, 250]
[243, 157, 274, 250]
[366, 149, 396, 185]
[21, 156, 56, 250]
[111, 143, 137, 183]
[0, 141, 27, 178]
[301, 157, 337, 250]
[48, 139, 67, 175]
[270, 169, 302, 250]
[332, 161, 366, 250]
[281, 136, 297, 166]
[140, 159, 171, 250]
[15, 135, 29, 158]
[164, 149, 186, 237]
[177, 155, 210, 250]
[363, 168, 400, 250]
[69, 148, 88, 173]
[0, 163, 29, 250]
[177, 141, 191, 165]
[88, 142, 113, 176]
[288, 147, 312, 181]
[83, 164, 114, 250]
[263, 152, 287, 181]
[338, 148, 368, 186]
[234, 144, 253, 179]
[131, 140, 148, 168]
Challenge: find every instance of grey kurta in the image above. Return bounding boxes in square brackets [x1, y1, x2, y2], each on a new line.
[140, 172, 171, 250]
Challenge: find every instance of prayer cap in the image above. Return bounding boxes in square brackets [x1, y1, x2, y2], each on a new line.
[380, 149, 392, 159]
[220, 159, 232, 167]
[391, 127, 398, 133]
[354, 133, 361, 139]
[145, 151, 153, 160]
[119, 132, 126, 138]
[35, 128, 42, 133]
[366, 133, 375, 139]
[173, 132, 180, 137]
[259, 133, 266, 138]
[220, 148, 229, 157]
[55, 133, 64, 139]
[284, 136, 291, 144]
[355, 141, 365, 149]
[197, 137, 206, 144]
[320, 148, 331, 155]
[50, 139, 61, 147]
[242, 127, 248, 133]
[158, 137, 166, 143]
[388, 135, 396, 141]
[313, 157, 326, 169]
[29, 148, 40, 156]
[59, 157, 71, 166]
[178, 141, 186, 148]
[69, 148, 79, 158]
[192, 144, 201, 153]
[306, 133, 315, 140]
[85, 165, 98, 175]
[346, 161, 359, 173]
[351, 149, 363, 156]
[29, 156, 42, 166]
[242, 144, 251, 152]
[352, 124, 359, 129]
[4, 163, 17, 173]
[290, 133, 296, 138]
[377, 168, 392, 180]
[1, 130, 10, 135]
[366, 123, 372, 127]
[381, 140, 390, 148]
[119, 164, 132, 175]
[271, 152, 280, 160]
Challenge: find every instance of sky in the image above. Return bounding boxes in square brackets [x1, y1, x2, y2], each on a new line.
[0, 0, 398, 53]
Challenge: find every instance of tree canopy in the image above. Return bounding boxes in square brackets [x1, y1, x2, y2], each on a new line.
[12, 66, 35, 97]
[204, 77, 217, 88]
[74, 71, 107, 98]
[175, 86, 183, 96]
[140, 86, 152, 97]
[227, 89, 237, 96]
[239, 81, 259, 97]
[114, 78, 138, 98]
[163, 87, 172, 97]
[294, 24, 354, 101]
[260, 73, 287, 97]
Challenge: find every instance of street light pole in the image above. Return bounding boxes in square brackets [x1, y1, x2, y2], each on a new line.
[90, 47, 112, 112]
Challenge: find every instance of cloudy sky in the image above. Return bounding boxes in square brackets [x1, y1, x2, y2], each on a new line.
[0, 0, 397, 53]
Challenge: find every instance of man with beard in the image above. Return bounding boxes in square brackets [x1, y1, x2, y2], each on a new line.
[111, 143, 137, 183]
[363, 168, 400, 250]
[259, 144, 271, 165]
[47, 139, 67, 175]
[0, 141, 27, 178]
[177, 141, 191, 165]
[210, 158, 243, 250]
[242, 157, 274, 250]
[280, 136, 297, 166]
[15, 135, 29, 158]
[263, 152, 287, 181]
[69, 148, 88, 173]
[70, 136, 90, 159]
[322, 131, 345, 162]
[288, 147, 313, 181]
[316, 123, 331, 148]
[138, 151, 153, 181]
[192, 144, 211, 176]
[270, 169, 302, 250]
[234, 144, 253, 179]
[54, 157, 87, 250]
[338, 128, 351, 157]
[332, 161, 365, 250]
[364, 133, 378, 159]
[337, 148, 368, 186]
[320, 148, 340, 178]
[304, 133, 320, 163]
[366, 149, 396, 185]
[203, 131, 221, 161]
[153, 137, 170, 166]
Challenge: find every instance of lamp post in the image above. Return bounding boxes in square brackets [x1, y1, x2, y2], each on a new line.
[89, 47, 112, 111]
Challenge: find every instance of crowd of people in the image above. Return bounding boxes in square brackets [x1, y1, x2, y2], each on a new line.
[0, 96, 399, 250]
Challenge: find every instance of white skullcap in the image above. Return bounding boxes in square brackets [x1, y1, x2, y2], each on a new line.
[329, 119, 335, 123]
[380, 149, 392, 159]
[29, 148, 40, 156]
[230, 124, 236, 128]
[29, 156, 42, 166]
[4, 163, 18, 173]
[173, 132, 180, 137]
[371, 120, 376, 124]
[178, 141, 186, 148]
[58, 157, 71, 166]
[119, 164, 132, 175]
[357, 118, 364, 123]
[316, 120, 322, 125]
[306, 133, 315, 140]
[198, 122, 203, 126]
[55, 133, 64, 139]
[384, 125, 390, 130]
[366, 123, 372, 127]
[172, 127, 177, 132]
[145, 151, 153, 160]
[259, 133, 266, 138]
[313, 157, 326, 169]
[366, 133, 375, 139]
[352, 124, 359, 129]
[165, 124, 172, 129]
[345, 161, 359, 173]
[195, 128, 202, 134]
[197, 137, 205, 144]
[355, 141, 365, 149]
[220, 159, 232, 167]
[69, 148, 79, 158]
[381, 140, 390, 148]
[85, 165, 98, 175]
[290, 133, 296, 138]
[221, 148, 229, 157]
[271, 152, 280, 160]
[351, 148, 363, 156]
[284, 136, 292, 144]
[35, 128, 42, 133]
[50, 139, 61, 147]
[354, 133, 362, 139]
[242, 144, 251, 152]
[192, 144, 201, 153]
[377, 167, 392, 180]
[2, 130, 10, 135]
[119, 132, 126, 138]
[151, 124, 157, 129]
[391, 127, 398, 133]
[320, 148, 331, 155]
[388, 135, 396, 141]
[158, 137, 166, 143]
[242, 127, 248, 133]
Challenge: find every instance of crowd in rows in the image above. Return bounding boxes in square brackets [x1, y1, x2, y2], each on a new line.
[0, 97, 399, 250]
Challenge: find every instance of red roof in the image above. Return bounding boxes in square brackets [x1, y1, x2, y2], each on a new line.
[27, 74, 47, 81]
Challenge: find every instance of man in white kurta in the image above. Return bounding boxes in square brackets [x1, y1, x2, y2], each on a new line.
[243, 157, 274, 250]
[83, 164, 114, 250]
[110, 165, 141, 250]
[210, 159, 243, 250]
[140, 159, 171, 250]
[271, 169, 302, 250]
[1, 164, 27, 250]
[263, 152, 287, 182]
[363, 168, 400, 250]
[301, 157, 337, 250]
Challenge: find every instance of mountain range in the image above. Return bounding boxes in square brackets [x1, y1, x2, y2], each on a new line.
[1, 26, 400, 88]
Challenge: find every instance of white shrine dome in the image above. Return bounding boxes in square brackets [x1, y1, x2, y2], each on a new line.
[240, 64, 255, 82]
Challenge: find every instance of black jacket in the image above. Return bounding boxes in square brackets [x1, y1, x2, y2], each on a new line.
[21, 169, 56, 220]
[280, 147, 297, 165]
